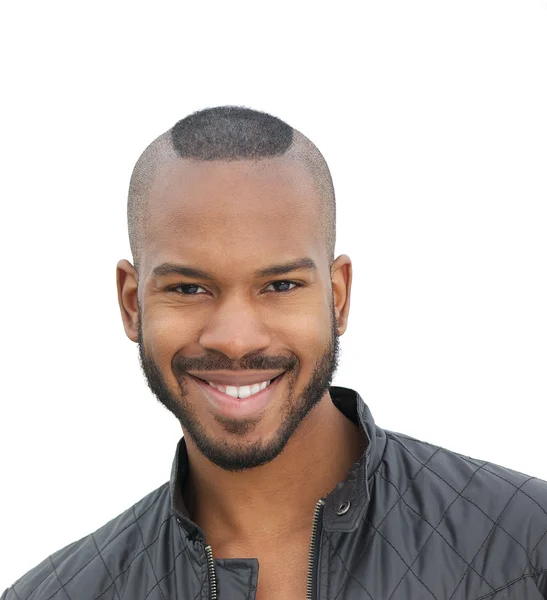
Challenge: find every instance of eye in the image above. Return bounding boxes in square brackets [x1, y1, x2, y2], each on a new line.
[168, 283, 207, 295]
[264, 280, 300, 293]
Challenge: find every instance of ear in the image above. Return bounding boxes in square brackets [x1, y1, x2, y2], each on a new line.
[116, 259, 139, 342]
[331, 254, 352, 335]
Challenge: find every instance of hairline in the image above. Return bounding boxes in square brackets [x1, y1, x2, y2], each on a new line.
[128, 129, 336, 272]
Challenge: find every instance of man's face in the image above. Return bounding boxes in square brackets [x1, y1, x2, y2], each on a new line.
[132, 157, 345, 471]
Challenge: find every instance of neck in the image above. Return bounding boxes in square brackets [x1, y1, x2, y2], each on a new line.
[182, 392, 366, 548]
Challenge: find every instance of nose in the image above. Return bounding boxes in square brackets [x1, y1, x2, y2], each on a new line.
[198, 293, 272, 360]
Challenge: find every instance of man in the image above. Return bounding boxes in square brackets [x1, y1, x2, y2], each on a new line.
[3, 106, 547, 600]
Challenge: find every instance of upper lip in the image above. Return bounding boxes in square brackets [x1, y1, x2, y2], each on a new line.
[188, 371, 285, 386]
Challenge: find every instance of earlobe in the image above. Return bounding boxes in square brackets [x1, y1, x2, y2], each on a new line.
[331, 254, 352, 336]
[116, 259, 139, 343]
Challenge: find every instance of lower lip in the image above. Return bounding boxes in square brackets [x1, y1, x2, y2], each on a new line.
[190, 374, 284, 419]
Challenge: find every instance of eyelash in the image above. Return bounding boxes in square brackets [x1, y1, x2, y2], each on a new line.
[167, 280, 302, 296]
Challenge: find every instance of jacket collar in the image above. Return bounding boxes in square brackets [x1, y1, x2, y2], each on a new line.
[170, 386, 385, 538]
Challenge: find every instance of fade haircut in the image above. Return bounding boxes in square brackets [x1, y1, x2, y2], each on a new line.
[127, 106, 336, 271]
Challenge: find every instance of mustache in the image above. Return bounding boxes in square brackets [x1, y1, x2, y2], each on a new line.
[172, 352, 298, 375]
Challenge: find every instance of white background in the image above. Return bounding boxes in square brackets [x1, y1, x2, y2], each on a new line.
[1, 0, 546, 589]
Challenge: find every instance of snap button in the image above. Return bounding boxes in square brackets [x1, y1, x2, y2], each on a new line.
[336, 501, 351, 516]
[176, 517, 183, 525]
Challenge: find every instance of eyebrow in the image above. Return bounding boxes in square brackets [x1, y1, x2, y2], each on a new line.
[255, 257, 317, 278]
[151, 257, 317, 280]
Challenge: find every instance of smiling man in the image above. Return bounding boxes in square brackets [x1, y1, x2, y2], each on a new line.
[4, 107, 547, 600]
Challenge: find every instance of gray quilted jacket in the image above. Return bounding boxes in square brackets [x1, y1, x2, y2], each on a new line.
[3, 386, 547, 599]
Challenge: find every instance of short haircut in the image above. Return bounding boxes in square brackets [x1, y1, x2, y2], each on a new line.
[127, 106, 336, 270]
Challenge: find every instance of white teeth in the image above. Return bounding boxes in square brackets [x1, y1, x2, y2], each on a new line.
[238, 386, 252, 399]
[225, 385, 239, 398]
[207, 379, 273, 398]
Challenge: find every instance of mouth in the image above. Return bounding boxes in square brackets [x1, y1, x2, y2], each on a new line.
[192, 372, 284, 397]
[188, 372, 286, 419]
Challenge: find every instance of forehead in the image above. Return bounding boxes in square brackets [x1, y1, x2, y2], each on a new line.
[141, 156, 325, 277]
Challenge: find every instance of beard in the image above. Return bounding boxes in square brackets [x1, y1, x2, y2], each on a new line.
[138, 305, 340, 472]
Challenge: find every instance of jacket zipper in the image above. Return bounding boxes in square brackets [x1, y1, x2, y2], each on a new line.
[205, 544, 218, 600]
[204, 498, 325, 600]
[306, 498, 326, 600]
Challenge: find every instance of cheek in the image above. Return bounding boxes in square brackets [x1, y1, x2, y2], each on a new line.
[140, 308, 200, 368]
[276, 306, 332, 359]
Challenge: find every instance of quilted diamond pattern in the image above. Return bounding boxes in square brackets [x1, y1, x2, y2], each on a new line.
[321, 431, 547, 599]
[3, 388, 547, 600]
[3, 485, 208, 600]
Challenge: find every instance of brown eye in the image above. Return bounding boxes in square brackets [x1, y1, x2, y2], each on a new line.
[265, 281, 298, 292]
[171, 284, 206, 295]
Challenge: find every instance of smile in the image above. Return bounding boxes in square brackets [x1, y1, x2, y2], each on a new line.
[189, 373, 285, 419]
[205, 379, 272, 398]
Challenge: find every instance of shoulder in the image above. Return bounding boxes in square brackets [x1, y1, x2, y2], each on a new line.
[3, 482, 171, 600]
[379, 430, 547, 585]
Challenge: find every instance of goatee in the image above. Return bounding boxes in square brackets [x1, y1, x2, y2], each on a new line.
[138, 306, 340, 471]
